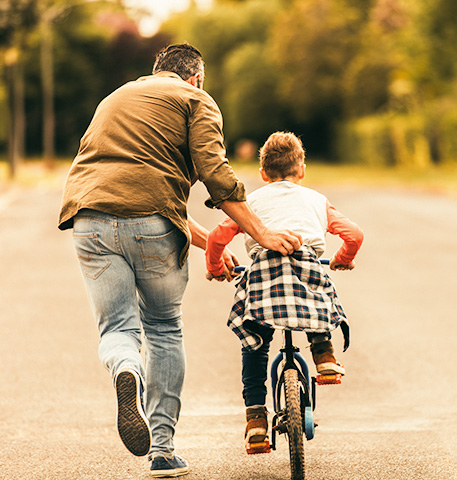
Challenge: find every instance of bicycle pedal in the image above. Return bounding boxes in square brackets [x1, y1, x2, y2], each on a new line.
[246, 440, 271, 454]
[316, 373, 342, 385]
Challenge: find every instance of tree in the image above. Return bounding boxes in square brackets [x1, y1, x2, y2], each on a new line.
[164, 0, 283, 150]
[223, 42, 291, 147]
[23, 2, 170, 157]
[0, 0, 38, 176]
[270, 0, 362, 124]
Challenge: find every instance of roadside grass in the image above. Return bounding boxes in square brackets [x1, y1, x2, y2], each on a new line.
[231, 159, 457, 197]
[1, 158, 456, 198]
[0, 159, 71, 189]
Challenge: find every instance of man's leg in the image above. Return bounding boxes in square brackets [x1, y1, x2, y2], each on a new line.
[136, 257, 188, 459]
[73, 212, 151, 456]
[73, 213, 144, 379]
[118, 214, 189, 476]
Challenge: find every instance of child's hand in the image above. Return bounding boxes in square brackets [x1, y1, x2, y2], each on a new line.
[206, 247, 240, 283]
[329, 255, 355, 271]
[206, 271, 226, 282]
[206, 269, 238, 282]
[222, 247, 239, 274]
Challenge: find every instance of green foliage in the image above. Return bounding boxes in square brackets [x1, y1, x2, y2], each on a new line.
[21, 2, 170, 156]
[0, 0, 38, 47]
[161, 0, 457, 162]
[438, 112, 457, 165]
[429, 96, 457, 165]
[164, 0, 283, 149]
[165, 0, 278, 101]
[2, 0, 457, 164]
[334, 110, 456, 167]
[335, 115, 394, 166]
[0, 83, 7, 150]
[271, 0, 363, 123]
[222, 42, 288, 147]
[422, 0, 457, 84]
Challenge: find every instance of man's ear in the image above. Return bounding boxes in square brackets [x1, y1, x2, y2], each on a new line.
[299, 164, 306, 179]
[187, 73, 203, 89]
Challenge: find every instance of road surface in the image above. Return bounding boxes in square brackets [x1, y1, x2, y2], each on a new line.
[0, 167, 456, 480]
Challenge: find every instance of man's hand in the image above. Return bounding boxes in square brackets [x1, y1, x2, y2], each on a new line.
[257, 228, 302, 256]
[220, 200, 302, 257]
[329, 255, 355, 271]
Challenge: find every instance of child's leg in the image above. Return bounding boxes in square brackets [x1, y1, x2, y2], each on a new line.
[241, 323, 274, 407]
[307, 332, 346, 375]
[241, 323, 274, 446]
[306, 332, 331, 345]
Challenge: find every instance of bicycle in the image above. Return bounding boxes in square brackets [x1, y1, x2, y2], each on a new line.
[234, 259, 342, 480]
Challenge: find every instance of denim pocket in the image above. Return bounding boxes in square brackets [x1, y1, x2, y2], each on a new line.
[136, 229, 178, 276]
[73, 232, 111, 280]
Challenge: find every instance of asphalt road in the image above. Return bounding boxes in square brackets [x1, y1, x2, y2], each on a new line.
[0, 168, 456, 480]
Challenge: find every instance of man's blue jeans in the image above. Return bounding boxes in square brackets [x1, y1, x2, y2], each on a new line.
[73, 209, 188, 458]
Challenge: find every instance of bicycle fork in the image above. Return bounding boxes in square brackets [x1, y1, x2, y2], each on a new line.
[270, 330, 316, 450]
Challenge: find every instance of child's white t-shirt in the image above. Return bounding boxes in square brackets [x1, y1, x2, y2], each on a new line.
[245, 181, 327, 258]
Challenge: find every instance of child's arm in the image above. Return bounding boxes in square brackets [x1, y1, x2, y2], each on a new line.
[326, 201, 364, 270]
[205, 217, 243, 280]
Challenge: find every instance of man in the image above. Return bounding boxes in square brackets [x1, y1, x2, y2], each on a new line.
[58, 43, 301, 477]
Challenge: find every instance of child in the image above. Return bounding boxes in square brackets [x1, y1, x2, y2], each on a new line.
[205, 131, 363, 448]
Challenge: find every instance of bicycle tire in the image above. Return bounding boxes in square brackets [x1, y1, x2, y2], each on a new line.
[284, 368, 305, 480]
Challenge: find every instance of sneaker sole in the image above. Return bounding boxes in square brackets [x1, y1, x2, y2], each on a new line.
[246, 427, 268, 445]
[150, 466, 190, 478]
[246, 434, 267, 444]
[317, 362, 346, 375]
[116, 370, 151, 456]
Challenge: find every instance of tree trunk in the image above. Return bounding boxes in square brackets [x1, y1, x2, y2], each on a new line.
[40, 13, 55, 168]
[5, 47, 23, 178]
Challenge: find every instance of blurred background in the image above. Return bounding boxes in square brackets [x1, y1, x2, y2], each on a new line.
[1, 0, 457, 181]
[1, 4, 456, 478]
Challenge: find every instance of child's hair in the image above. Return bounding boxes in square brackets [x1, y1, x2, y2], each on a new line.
[259, 131, 305, 180]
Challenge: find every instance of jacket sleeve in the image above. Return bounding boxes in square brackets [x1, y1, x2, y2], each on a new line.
[188, 93, 246, 208]
[205, 217, 243, 276]
[326, 200, 364, 264]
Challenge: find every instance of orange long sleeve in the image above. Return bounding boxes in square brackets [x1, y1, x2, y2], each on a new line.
[205, 217, 243, 276]
[326, 201, 364, 265]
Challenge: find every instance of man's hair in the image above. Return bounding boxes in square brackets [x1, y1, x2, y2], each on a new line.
[260, 132, 305, 180]
[153, 43, 204, 81]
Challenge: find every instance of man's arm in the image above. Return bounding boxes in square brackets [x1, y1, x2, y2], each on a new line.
[187, 215, 208, 250]
[220, 200, 302, 256]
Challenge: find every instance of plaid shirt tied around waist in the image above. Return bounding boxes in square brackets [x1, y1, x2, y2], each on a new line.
[227, 247, 348, 352]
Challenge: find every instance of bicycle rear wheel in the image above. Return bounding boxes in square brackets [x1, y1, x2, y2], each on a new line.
[284, 368, 305, 480]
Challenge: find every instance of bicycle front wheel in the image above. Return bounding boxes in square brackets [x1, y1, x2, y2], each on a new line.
[284, 368, 305, 480]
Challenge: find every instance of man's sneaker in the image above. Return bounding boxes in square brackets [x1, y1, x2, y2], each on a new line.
[311, 340, 346, 376]
[245, 405, 268, 445]
[115, 369, 152, 456]
[150, 455, 189, 478]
